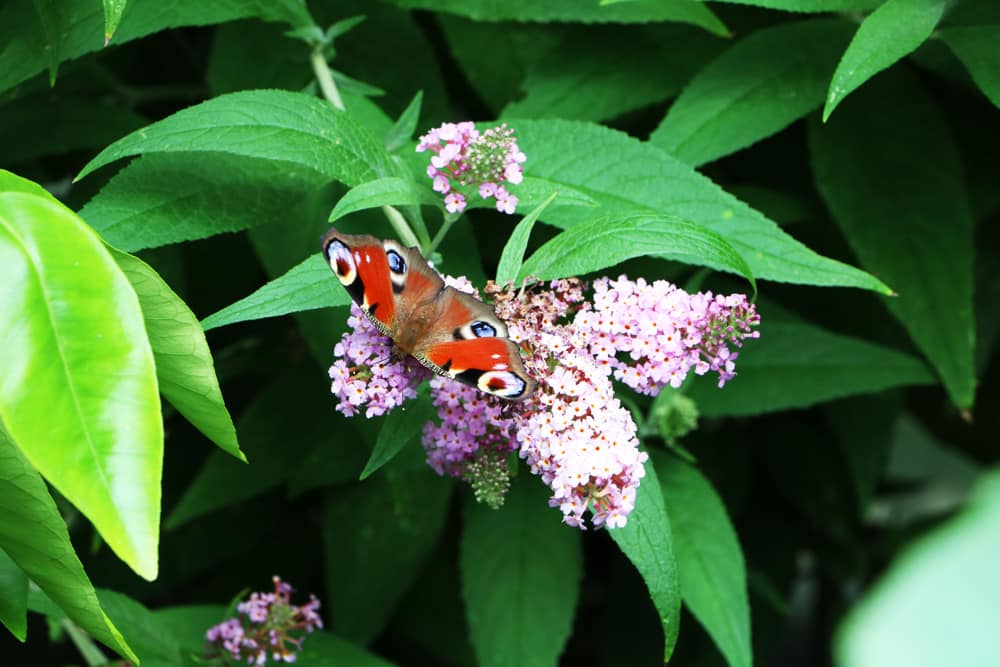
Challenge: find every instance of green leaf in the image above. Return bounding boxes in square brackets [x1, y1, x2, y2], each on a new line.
[296, 632, 399, 667]
[810, 71, 976, 408]
[201, 255, 349, 331]
[324, 455, 452, 644]
[519, 212, 756, 290]
[80, 152, 332, 252]
[359, 391, 436, 480]
[837, 468, 1000, 666]
[0, 94, 147, 167]
[76, 89, 396, 185]
[154, 604, 226, 654]
[0, 548, 28, 641]
[610, 457, 681, 660]
[824, 0, 947, 121]
[502, 25, 724, 123]
[383, 0, 728, 34]
[111, 249, 243, 461]
[706, 0, 880, 8]
[650, 19, 853, 167]
[461, 476, 582, 667]
[687, 320, 934, 417]
[513, 119, 888, 293]
[385, 90, 423, 152]
[329, 177, 439, 223]
[29, 0, 61, 85]
[0, 177, 161, 580]
[98, 589, 183, 665]
[166, 366, 330, 529]
[495, 191, 558, 286]
[102, 0, 127, 43]
[439, 17, 558, 112]
[939, 24, 1000, 109]
[508, 176, 599, 212]
[0, 427, 136, 661]
[826, 395, 898, 514]
[654, 451, 752, 667]
[0, 0, 313, 94]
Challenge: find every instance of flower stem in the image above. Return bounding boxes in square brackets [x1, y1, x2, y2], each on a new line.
[62, 619, 107, 667]
[427, 212, 460, 255]
[310, 48, 344, 110]
[383, 205, 421, 248]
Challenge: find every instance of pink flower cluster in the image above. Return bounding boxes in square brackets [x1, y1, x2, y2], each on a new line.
[417, 121, 525, 214]
[328, 307, 431, 418]
[328, 274, 760, 529]
[205, 576, 322, 665]
[576, 277, 761, 393]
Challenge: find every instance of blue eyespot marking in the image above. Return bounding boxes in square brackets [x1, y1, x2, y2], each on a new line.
[470, 321, 496, 338]
[387, 250, 406, 274]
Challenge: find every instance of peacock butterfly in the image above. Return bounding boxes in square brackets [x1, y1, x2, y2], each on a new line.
[321, 227, 536, 400]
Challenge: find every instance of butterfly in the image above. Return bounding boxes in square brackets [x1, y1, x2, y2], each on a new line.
[321, 227, 536, 400]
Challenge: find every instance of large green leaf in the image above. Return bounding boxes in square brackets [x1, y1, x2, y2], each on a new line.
[76, 90, 396, 186]
[325, 453, 452, 644]
[519, 212, 755, 288]
[610, 458, 681, 661]
[650, 19, 853, 166]
[687, 320, 934, 417]
[201, 255, 350, 331]
[0, 548, 28, 641]
[80, 152, 332, 252]
[502, 25, 724, 123]
[824, 0, 948, 120]
[939, 24, 1000, 109]
[383, 0, 727, 34]
[810, 71, 976, 409]
[0, 427, 136, 661]
[654, 452, 751, 667]
[837, 468, 1000, 666]
[0, 0, 312, 93]
[111, 249, 242, 460]
[461, 476, 582, 667]
[512, 119, 888, 293]
[0, 176, 161, 580]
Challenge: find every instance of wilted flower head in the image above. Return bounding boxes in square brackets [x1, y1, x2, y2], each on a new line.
[417, 121, 525, 214]
[205, 576, 322, 665]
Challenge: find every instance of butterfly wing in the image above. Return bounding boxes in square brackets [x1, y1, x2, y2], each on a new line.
[322, 227, 534, 400]
[321, 227, 443, 337]
[412, 288, 536, 400]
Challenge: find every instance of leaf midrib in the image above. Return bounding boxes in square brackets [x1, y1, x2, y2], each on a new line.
[0, 209, 115, 504]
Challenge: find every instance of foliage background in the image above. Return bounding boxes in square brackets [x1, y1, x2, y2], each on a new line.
[0, 0, 998, 665]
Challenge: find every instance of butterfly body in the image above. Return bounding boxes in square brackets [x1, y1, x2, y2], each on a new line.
[322, 227, 535, 400]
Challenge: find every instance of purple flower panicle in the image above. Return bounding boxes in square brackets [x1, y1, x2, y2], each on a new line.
[205, 576, 322, 665]
[328, 306, 431, 418]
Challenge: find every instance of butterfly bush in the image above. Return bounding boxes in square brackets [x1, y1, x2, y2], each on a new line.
[328, 274, 760, 529]
[204, 576, 322, 665]
[417, 122, 525, 214]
